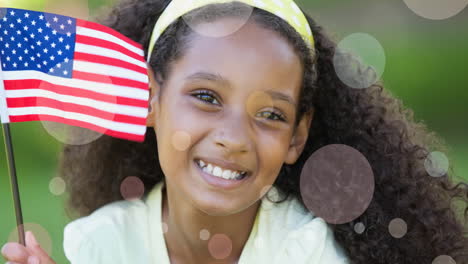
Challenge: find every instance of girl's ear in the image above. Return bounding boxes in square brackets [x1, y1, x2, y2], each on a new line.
[284, 108, 314, 164]
[146, 65, 161, 128]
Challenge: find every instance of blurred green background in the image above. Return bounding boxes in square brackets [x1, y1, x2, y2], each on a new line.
[1, 0, 467, 263]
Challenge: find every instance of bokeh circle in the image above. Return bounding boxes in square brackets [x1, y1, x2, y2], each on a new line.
[44, 0, 90, 21]
[299, 144, 375, 224]
[403, 0, 468, 20]
[120, 176, 145, 201]
[200, 229, 210, 240]
[333, 33, 386, 89]
[171, 130, 191, 151]
[49, 176, 66, 195]
[207, 233, 233, 260]
[38, 60, 117, 145]
[181, 1, 254, 39]
[432, 255, 456, 264]
[354, 222, 366, 234]
[424, 151, 449, 177]
[388, 218, 407, 238]
[8, 222, 53, 256]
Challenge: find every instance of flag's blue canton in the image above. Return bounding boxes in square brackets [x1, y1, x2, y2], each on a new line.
[0, 8, 76, 78]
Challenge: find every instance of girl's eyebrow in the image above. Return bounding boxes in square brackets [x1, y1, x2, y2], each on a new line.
[185, 71, 296, 106]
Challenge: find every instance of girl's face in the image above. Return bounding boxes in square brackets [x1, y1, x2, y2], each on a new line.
[147, 17, 313, 216]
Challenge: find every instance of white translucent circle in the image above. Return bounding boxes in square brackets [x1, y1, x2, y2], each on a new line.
[0, 8, 7, 20]
[49, 176, 66, 195]
[162, 222, 168, 233]
[38, 61, 116, 145]
[254, 237, 265, 249]
[424, 151, 449, 177]
[403, 0, 468, 20]
[259, 185, 272, 198]
[199, 229, 210, 240]
[8, 223, 53, 256]
[432, 255, 456, 264]
[44, 0, 90, 21]
[333, 33, 386, 89]
[1, 0, 43, 10]
[182, 1, 254, 38]
[354, 222, 365, 234]
[388, 218, 407, 238]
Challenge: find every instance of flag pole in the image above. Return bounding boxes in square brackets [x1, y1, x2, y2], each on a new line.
[1, 123, 25, 246]
[0, 57, 25, 246]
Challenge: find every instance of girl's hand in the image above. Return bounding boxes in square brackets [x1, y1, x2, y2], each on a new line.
[1, 231, 56, 264]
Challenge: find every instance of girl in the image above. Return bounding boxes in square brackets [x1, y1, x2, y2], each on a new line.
[2, 0, 467, 263]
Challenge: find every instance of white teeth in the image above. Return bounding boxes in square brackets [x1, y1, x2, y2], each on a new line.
[197, 159, 245, 180]
[206, 163, 213, 174]
[213, 166, 222, 177]
[222, 169, 232, 178]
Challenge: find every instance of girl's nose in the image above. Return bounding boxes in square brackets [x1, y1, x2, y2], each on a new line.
[214, 113, 253, 154]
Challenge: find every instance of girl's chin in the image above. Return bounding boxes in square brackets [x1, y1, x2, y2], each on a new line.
[190, 193, 260, 217]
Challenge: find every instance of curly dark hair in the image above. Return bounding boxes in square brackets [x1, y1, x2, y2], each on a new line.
[59, 0, 468, 263]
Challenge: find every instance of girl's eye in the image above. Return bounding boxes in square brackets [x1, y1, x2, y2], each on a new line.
[256, 111, 287, 122]
[192, 90, 220, 105]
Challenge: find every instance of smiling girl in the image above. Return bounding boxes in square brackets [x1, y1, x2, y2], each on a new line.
[2, 0, 468, 263]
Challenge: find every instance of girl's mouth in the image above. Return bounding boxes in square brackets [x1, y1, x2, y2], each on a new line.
[194, 158, 252, 189]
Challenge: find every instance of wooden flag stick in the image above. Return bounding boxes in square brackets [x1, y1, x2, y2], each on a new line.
[0, 57, 25, 246]
[2, 123, 25, 246]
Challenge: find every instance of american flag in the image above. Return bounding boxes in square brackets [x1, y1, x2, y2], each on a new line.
[0, 8, 149, 142]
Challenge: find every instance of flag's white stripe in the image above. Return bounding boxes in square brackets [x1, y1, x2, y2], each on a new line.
[0, 72, 10, 123]
[8, 107, 146, 135]
[73, 61, 148, 84]
[6, 89, 148, 118]
[2, 71, 149, 100]
[74, 43, 147, 69]
[77, 26, 144, 57]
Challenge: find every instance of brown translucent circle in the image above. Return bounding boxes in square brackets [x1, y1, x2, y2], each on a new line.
[245, 91, 274, 119]
[299, 144, 375, 224]
[432, 255, 456, 264]
[8, 223, 53, 256]
[120, 176, 145, 200]
[182, 2, 254, 39]
[208, 233, 232, 260]
[388, 218, 407, 238]
[171, 130, 191, 151]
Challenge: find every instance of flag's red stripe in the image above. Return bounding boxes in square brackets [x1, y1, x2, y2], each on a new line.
[76, 34, 143, 62]
[7, 97, 147, 125]
[72, 70, 148, 90]
[74, 52, 147, 75]
[4, 80, 148, 108]
[76, 19, 142, 50]
[9, 114, 145, 142]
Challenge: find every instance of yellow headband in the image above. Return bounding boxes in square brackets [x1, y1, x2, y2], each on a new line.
[147, 0, 314, 62]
